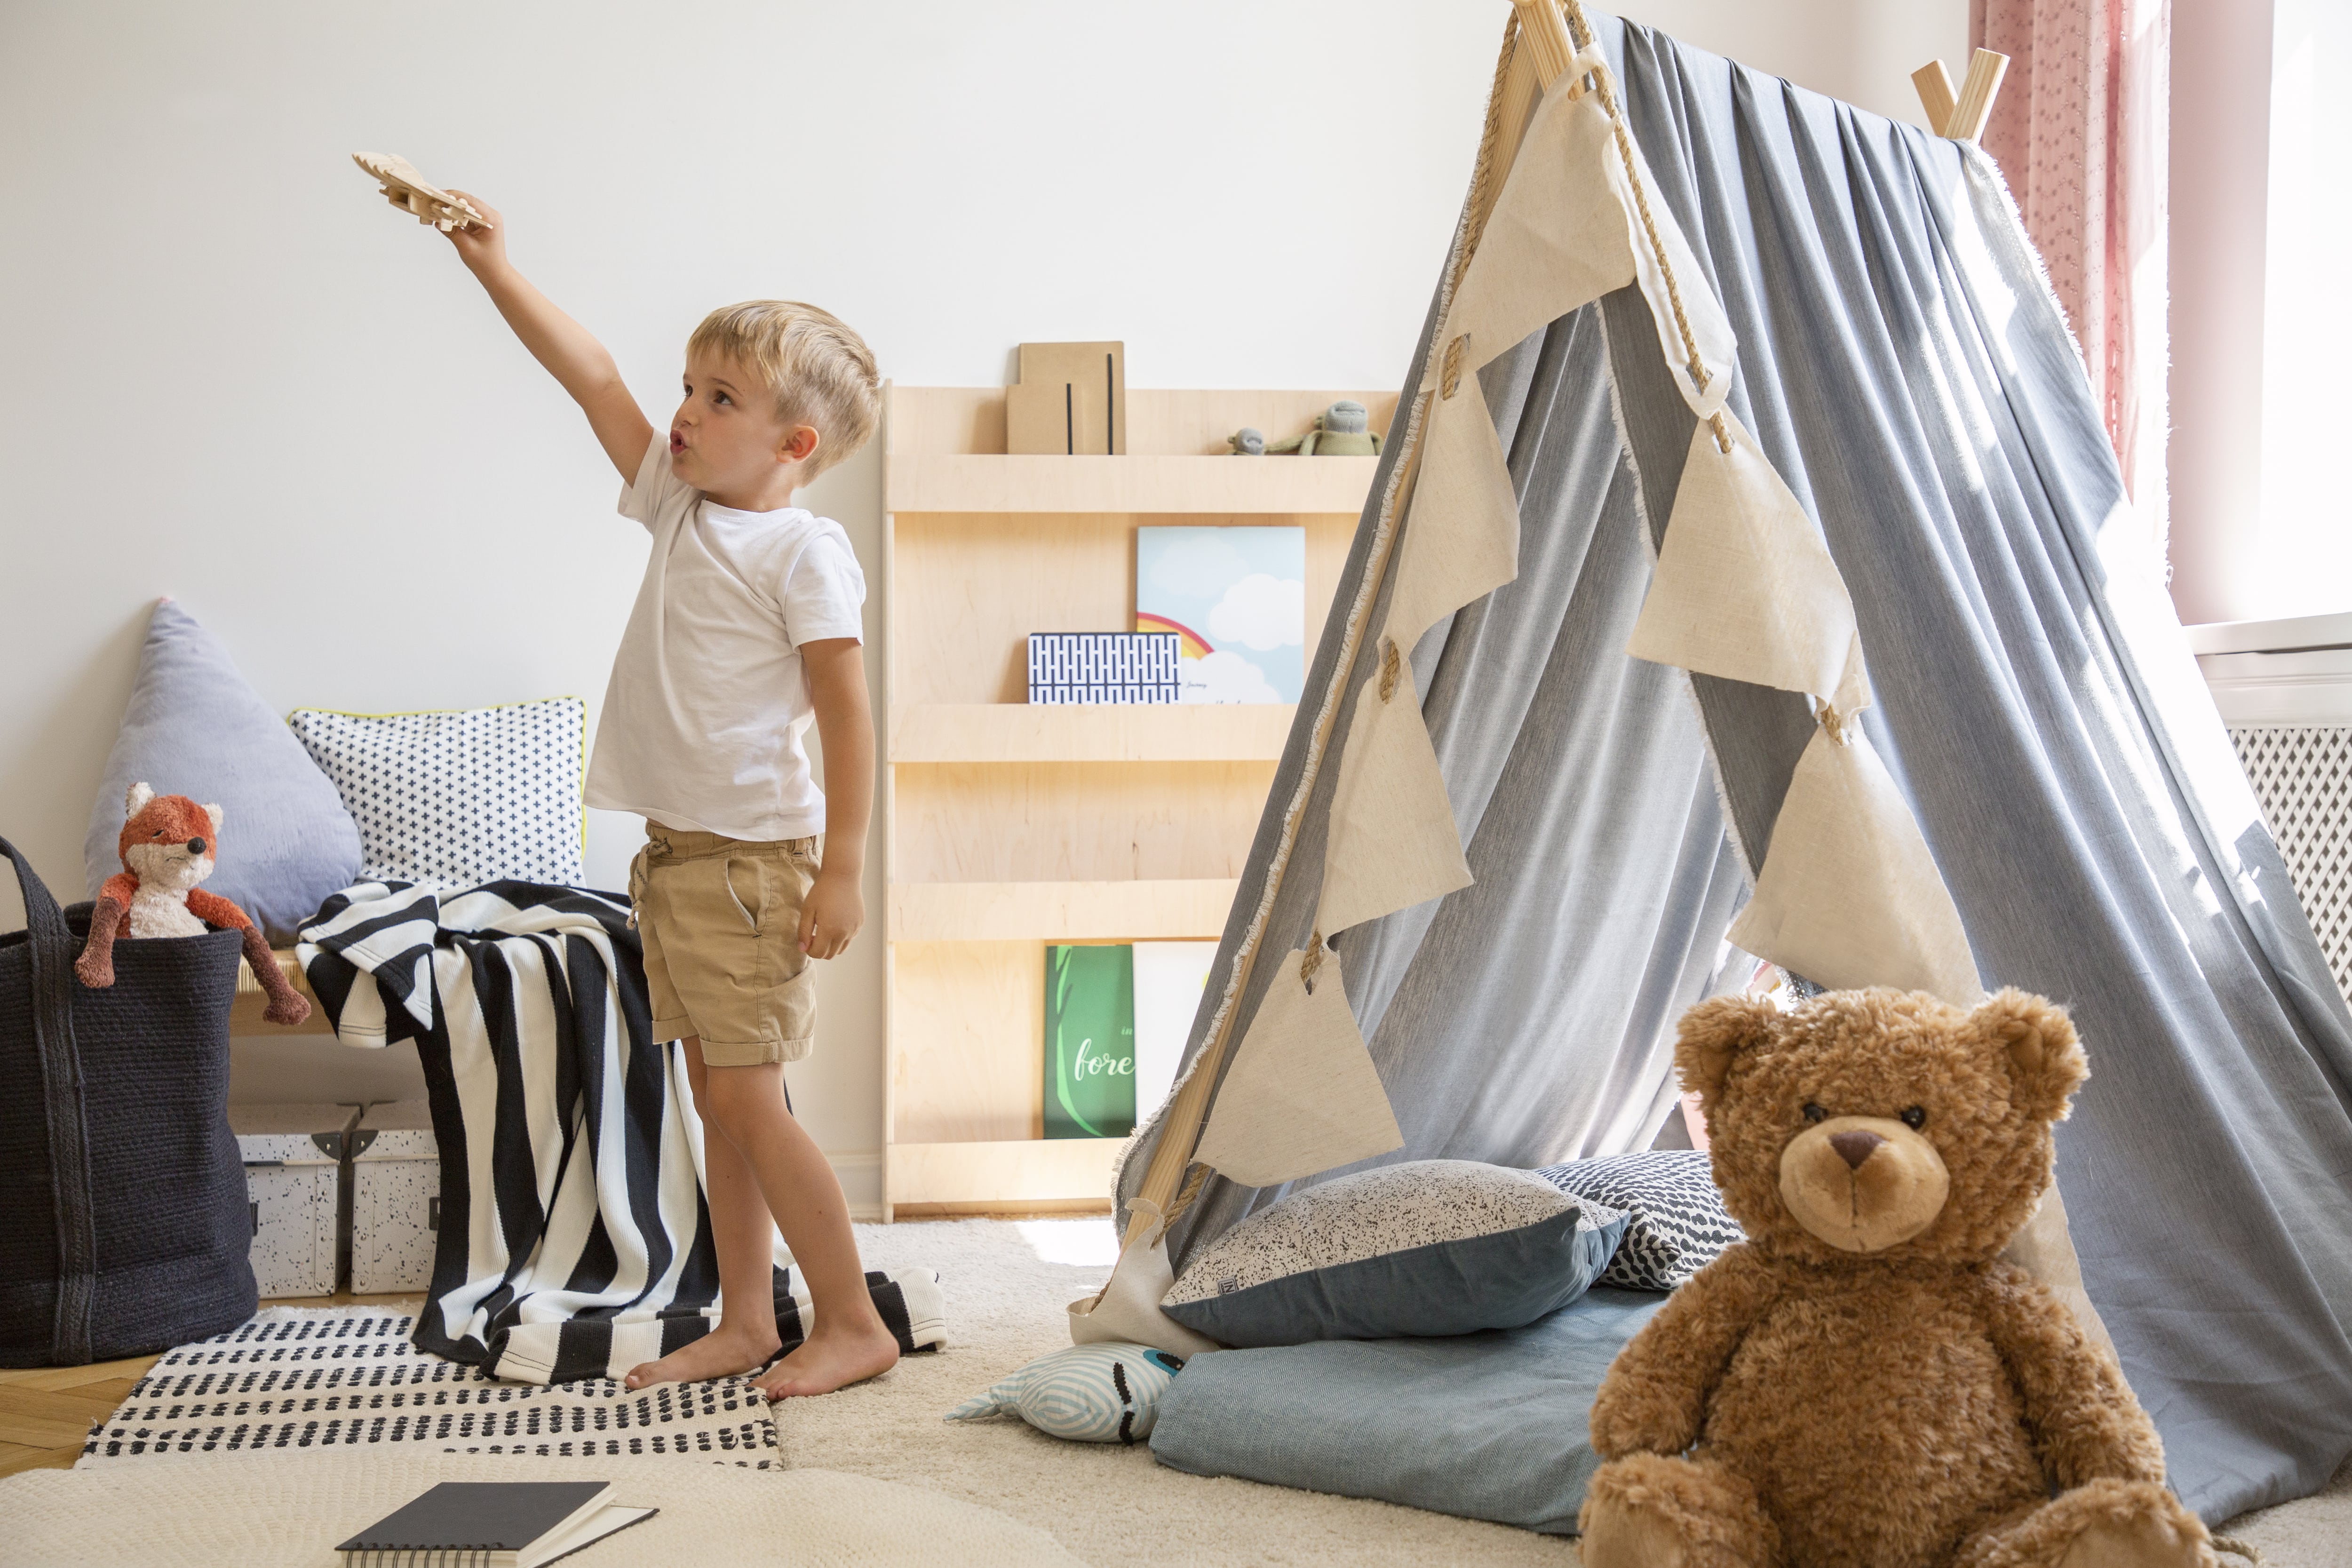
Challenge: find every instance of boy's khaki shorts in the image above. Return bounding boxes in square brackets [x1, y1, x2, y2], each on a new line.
[628, 823, 818, 1066]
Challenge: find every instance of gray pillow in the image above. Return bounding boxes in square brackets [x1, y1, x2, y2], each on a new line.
[85, 600, 361, 945]
[1162, 1159, 1626, 1348]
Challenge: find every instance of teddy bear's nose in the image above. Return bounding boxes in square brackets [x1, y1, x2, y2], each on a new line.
[187, 837, 207, 855]
[1829, 1129, 1883, 1170]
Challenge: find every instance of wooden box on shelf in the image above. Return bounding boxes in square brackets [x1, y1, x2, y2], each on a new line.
[879, 384, 1392, 1218]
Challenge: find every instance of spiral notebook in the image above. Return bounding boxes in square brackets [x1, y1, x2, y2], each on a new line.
[335, 1481, 656, 1567]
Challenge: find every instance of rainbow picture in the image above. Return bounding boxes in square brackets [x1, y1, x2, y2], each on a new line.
[1136, 526, 1306, 705]
[1133, 612, 1212, 661]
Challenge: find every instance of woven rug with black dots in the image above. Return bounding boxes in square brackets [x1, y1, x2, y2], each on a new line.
[79, 1307, 777, 1468]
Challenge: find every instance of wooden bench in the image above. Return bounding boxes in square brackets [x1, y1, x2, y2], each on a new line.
[231, 948, 334, 1036]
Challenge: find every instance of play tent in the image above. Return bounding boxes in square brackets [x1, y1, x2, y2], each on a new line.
[1084, 1, 2352, 1526]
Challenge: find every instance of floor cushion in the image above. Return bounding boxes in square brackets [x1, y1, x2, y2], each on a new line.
[1162, 1159, 1626, 1347]
[1151, 1286, 1665, 1534]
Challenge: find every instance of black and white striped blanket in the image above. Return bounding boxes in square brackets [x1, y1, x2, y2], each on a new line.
[296, 880, 945, 1385]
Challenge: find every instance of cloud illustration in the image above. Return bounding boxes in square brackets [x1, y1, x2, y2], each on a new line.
[1206, 573, 1304, 652]
[1147, 532, 1255, 601]
[1181, 650, 1284, 705]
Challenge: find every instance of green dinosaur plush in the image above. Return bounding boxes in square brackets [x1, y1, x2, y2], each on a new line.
[1259, 400, 1381, 457]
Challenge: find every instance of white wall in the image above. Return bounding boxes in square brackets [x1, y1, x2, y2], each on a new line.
[2164, 0, 2276, 627]
[0, 1, 1959, 1202]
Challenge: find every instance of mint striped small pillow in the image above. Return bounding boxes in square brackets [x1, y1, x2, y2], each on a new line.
[946, 1342, 1184, 1444]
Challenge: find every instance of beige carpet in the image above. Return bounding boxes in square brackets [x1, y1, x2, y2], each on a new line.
[0, 1452, 1084, 1566]
[2221, 1457, 2352, 1566]
[799, 1217, 1577, 1566]
[835, 1218, 2352, 1568]
[11, 1217, 2343, 1567]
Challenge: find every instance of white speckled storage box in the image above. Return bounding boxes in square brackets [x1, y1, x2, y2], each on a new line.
[228, 1103, 361, 1297]
[351, 1100, 440, 1294]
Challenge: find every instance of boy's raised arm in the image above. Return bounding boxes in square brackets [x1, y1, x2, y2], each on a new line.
[442, 193, 653, 484]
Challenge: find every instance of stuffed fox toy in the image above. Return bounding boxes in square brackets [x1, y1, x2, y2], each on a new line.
[73, 781, 312, 1027]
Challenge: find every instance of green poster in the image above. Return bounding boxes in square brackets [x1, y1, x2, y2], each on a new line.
[1045, 944, 1136, 1140]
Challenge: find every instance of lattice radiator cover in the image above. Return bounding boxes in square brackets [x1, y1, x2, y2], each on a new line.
[2231, 725, 2352, 1002]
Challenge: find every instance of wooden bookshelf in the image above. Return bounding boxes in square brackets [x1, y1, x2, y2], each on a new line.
[890, 703, 1295, 764]
[879, 384, 1389, 1218]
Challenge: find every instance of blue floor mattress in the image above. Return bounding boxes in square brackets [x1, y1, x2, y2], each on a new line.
[1149, 1286, 1664, 1535]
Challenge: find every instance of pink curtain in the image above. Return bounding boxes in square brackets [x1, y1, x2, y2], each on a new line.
[1974, 0, 2172, 559]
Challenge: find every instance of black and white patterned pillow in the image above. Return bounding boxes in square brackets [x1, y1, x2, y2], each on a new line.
[288, 699, 586, 888]
[1534, 1150, 1744, 1291]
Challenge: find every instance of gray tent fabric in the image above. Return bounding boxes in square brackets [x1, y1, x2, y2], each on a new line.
[1120, 12, 2352, 1527]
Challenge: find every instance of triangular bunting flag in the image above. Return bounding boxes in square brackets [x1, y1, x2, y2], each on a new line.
[1626, 411, 1859, 700]
[1610, 127, 1739, 420]
[1317, 661, 1475, 937]
[1383, 366, 1523, 653]
[1726, 725, 1981, 1001]
[1192, 944, 1403, 1187]
[1428, 80, 1636, 391]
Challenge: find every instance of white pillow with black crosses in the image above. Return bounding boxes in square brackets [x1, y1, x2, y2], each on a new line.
[1534, 1150, 1745, 1292]
[287, 699, 586, 888]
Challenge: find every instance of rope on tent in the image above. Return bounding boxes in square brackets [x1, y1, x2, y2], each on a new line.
[1162, 1162, 1214, 1225]
[1113, 8, 1529, 1247]
[1540, 0, 1735, 454]
[1299, 930, 1327, 993]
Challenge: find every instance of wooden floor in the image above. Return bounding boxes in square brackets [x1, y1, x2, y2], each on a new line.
[0, 1291, 423, 1478]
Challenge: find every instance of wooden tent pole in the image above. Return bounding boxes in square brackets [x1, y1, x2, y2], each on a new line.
[1913, 48, 2010, 141]
[1511, 0, 1578, 85]
[1946, 49, 2010, 142]
[1914, 59, 1960, 135]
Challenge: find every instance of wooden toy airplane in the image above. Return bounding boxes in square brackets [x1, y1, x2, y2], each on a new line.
[351, 151, 487, 232]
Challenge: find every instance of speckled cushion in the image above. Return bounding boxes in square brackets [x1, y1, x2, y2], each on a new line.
[1162, 1160, 1627, 1348]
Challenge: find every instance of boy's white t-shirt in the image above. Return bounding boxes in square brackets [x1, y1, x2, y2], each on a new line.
[586, 434, 866, 842]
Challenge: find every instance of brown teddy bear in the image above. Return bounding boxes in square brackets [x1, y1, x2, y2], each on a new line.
[1579, 988, 2214, 1568]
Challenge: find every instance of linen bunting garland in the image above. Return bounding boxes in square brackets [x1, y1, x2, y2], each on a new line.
[1104, 3, 2105, 1369]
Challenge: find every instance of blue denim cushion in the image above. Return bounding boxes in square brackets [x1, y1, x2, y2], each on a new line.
[1153, 1286, 1666, 1533]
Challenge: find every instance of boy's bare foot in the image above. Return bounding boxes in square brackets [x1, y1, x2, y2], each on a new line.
[755, 1320, 900, 1399]
[623, 1320, 782, 1390]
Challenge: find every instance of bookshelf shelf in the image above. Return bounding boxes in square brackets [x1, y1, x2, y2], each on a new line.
[886, 453, 1379, 515]
[890, 702, 1296, 764]
[879, 383, 1386, 1218]
[885, 1137, 1127, 1214]
[889, 879, 1240, 943]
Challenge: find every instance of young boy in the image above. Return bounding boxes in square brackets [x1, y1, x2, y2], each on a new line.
[437, 193, 898, 1398]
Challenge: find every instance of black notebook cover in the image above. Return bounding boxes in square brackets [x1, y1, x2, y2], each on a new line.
[338, 1481, 612, 1552]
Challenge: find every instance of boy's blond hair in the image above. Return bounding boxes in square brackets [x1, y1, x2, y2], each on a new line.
[689, 301, 880, 482]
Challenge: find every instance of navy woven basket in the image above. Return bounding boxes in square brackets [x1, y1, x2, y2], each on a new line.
[0, 836, 256, 1366]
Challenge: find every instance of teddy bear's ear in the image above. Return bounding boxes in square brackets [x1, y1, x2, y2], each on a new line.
[1675, 995, 1780, 1109]
[125, 781, 155, 818]
[202, 803, 225, 833]
[1972, 988, 2088, 1121]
